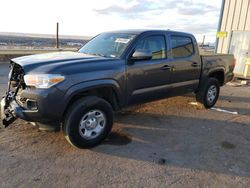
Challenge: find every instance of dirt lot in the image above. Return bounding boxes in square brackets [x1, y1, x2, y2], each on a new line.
[0, 62, 250, 187]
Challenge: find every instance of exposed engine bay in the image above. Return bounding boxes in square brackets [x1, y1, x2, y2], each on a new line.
[1, 62, 26, 128]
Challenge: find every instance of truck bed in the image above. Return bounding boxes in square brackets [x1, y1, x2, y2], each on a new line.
[201, 54, 235, 84]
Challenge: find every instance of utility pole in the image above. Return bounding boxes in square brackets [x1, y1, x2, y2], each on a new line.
[202, 35, 205, 49]
[56, 22, 59, 49]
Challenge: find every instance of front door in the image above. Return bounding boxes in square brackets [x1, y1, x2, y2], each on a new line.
[126, 34, 173, 105]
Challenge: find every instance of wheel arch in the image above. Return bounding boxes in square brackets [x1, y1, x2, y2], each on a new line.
[208, 69, 225, 86]
[62, 80, 122, 118]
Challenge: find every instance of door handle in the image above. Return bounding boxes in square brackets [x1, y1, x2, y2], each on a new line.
[161, 65, 173, 71]
[191, 62, 199, 67]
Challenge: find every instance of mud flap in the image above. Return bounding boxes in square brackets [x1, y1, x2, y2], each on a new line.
[0, 98, 16, 128]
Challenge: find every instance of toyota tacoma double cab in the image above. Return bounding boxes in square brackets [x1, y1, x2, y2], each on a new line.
[1, 30, 235, 148]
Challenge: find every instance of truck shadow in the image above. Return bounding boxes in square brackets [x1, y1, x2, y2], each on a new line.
[94, 110, 250, 177]
[220, 95, 250, 103]
[102, 131, 132, 146]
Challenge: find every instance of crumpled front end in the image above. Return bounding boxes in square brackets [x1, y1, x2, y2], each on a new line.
[1, 60, 66, 129]
[1, 62, 26, 128]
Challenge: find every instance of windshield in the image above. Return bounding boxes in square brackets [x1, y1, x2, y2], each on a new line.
[79, 33, 136, 58]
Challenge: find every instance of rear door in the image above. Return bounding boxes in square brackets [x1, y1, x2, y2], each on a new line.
[167, 34, 201, 93]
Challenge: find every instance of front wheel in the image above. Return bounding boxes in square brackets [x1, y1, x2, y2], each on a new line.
[196, 78, 220, 108]
[63, 96, 113, 148]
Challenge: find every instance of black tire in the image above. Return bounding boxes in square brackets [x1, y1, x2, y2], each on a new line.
[63, 96, 113, 148]
[196, 78, 220, 108]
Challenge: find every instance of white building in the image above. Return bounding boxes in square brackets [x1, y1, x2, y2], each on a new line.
[216, 0, 250, 79]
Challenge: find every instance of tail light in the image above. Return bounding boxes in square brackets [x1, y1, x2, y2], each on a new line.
[230, 58, 236, 70]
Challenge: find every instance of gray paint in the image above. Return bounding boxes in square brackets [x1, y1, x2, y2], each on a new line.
[2, 30, 235, 126]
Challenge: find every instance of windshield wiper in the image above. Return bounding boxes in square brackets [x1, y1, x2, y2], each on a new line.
[90, 53, 107, 57]
[81, 52, 114, 58]
[89, 53, 113, 58]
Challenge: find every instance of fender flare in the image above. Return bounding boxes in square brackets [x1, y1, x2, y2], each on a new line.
[206, 67, 225, 77]
[197, 67, 225, 92]
[62, 79, 122, 110]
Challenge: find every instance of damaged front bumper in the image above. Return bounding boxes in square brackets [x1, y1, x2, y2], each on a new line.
[1, 87, 65, 128]
[1, 61, 65, 128]
[1, 62, 25, 128]
[1, 97, 22, 128]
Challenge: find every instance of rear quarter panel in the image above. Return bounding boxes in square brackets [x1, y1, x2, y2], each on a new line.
[201, 54, 235, 84]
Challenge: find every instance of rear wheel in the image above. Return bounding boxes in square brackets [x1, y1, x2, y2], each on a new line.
[196, 78, 220, 108]
[63, 96, 113, 148]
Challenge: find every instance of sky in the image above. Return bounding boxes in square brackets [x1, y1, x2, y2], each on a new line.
[0, 0, 222, 43]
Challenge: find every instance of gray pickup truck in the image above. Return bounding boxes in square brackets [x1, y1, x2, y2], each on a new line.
[1, 30, 235, 148]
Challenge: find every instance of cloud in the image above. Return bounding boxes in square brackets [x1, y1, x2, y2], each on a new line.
[94, 0, 176, 16]
[94, 0, 221, 42]
[146, 22, 216, 34]
[95, 0, 219, 16]
[177, 1, 220, 15]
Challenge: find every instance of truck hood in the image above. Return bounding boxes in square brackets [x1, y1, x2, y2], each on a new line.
[11, 51, 113, 73]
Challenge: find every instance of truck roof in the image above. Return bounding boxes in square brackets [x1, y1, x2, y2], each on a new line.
[106, 29, 193, 37]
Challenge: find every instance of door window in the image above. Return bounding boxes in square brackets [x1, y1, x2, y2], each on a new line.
[170, 36, 194, 58]
[135, 35, 167, 59]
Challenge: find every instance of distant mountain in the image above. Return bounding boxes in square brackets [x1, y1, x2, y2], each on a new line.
[0, 32, 92, 40]
[0, 32, 91, 48]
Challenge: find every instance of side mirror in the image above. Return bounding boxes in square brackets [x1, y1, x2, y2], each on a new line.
[131, 49, 152, 60]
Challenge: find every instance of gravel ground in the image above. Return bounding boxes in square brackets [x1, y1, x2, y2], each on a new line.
[0, 62, 250, 187]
